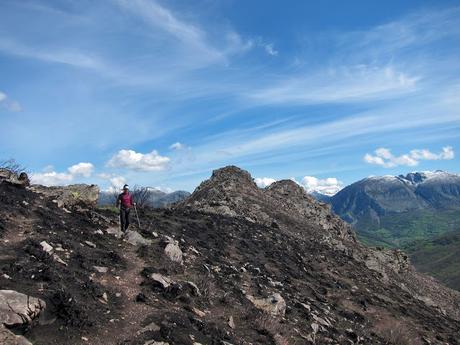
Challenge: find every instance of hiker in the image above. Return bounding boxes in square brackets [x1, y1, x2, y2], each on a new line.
[116, 184, 136, 232]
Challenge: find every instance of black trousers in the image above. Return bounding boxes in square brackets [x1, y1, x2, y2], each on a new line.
[120, 207, 131, 232]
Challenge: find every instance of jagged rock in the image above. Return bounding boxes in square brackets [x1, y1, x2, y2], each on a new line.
[30, 184, 99, 208]
[246, 293, 286, 317]
[164, 239, 183, 264]
[0, 290, 46, 327]
[125, 230, 152, 246]
[177, 166, 355, 243]
[0, 325, 32, 345]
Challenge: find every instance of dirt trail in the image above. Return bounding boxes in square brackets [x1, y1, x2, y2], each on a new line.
[76, 232, 155, 345]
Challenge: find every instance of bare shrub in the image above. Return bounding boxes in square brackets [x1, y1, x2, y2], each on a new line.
[378, 321, 418, 345]
[254, 312, 292, 344]
[131, 185, 151, 209]
[195, 273, 216, 301]
[0, 158, 27, 174]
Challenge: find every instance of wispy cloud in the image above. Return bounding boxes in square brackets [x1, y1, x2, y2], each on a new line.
[364, 146, 454, 168]
[249, 65, 419, 105]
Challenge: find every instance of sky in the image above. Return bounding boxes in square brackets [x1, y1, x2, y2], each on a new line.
[1, 0, 459, 194]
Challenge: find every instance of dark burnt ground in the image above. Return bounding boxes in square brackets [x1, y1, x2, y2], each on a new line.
[131, 208, 460, 345]
[1, 181, 459, 345]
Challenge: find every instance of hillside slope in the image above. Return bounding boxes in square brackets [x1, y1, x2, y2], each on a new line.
[0, 167, 459, 345]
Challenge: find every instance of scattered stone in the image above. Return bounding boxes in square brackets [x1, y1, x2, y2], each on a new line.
[85, 241, 96, 248]
[40, 241, 53, 253]
[150, 273, 173, 289]
[151, 231, 159, 238]
[94, 229, 104, 235]
[137, 321, 161, 335]
[52, 254, 68, 266]
[105, 226, 123, 238]
[102, 292, 108, 302]
[164, 241, 183, 264]
[125, 230, 152, 246]
[94, 266, 109, 273]
[144, 341, 169, 345]
[192, 307, 206, 318]
[0, 290, 46, 327]
[246, 293, 286, 317]
[228, 316, 235, 329]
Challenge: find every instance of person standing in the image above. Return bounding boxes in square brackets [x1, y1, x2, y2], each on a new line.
[116, 184, 135, 232]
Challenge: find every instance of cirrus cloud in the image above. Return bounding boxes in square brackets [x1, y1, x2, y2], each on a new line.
[364, 146, 454, 168]
[107, 149, 170, 171]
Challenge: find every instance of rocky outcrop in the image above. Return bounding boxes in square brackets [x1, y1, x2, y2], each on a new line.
[178, 166, 355, 244]
[0, 169, 30, 187]
[0, 290, 46, 327]
[30, 183, 99, 208]
[0, 325, 32, 345]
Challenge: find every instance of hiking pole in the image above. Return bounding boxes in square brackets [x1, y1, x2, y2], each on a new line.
[133, 204, 141, 228]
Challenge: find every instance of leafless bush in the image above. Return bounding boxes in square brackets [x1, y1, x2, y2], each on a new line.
[195, 273, 216, 301]
[131, 185, 151, 209]
[254, 313, 292, 344]
[0, 158, 27, 174]
[378, 322, 417, 345]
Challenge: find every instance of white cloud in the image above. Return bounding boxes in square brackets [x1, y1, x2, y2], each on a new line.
[68, 162, 94, 177]
[364, 146, 454, 168]
[300, 176, 343, 196]
[170, 142, 185, 150]
[263, 43, 278, 56]
[97, 173, 126, 192]
[0, 90, 22, 112]
[254, 177, 276, 188]
[107, 149, 170, 171]
[30, 162, 95, 186]
[30, 171, 74, 186]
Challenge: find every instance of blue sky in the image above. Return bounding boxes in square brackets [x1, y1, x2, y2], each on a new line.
[1, 0, 459, 194]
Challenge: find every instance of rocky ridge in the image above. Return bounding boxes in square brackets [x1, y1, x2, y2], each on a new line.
[0, 166, 459, 344]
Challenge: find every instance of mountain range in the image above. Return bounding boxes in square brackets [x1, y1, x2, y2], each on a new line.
[312, 170, 460, 290]
[98, 188, 191, 208]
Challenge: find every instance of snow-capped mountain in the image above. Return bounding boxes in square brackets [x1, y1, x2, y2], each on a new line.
[329, 170, 460, 224]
